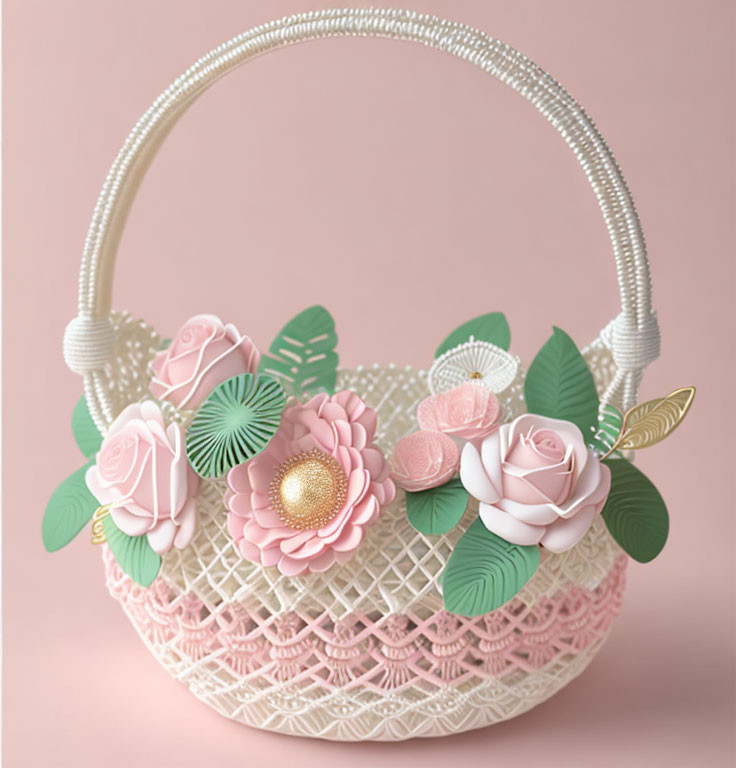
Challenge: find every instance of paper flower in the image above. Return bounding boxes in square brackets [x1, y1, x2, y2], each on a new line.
[86, 401, 200, 555]
[185, 374, 286, 478]
[459, 414, 611, 552]
[150, 314, 260, 410]
[417, 382, 502, 442]
[225, 390, 395, 575]
[391, 430, 459, 492]
[428, 340, 520, 395]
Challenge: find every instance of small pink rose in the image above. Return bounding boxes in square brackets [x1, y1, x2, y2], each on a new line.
[391, 430, 460, 492]
[460, 414, 611, 553]
[417, 382, 502, 442]
[86, 401, 200, 555]
[150, 314, 260, 410]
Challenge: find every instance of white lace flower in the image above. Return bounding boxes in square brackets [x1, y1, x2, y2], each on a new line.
[428, 340, 521, 395]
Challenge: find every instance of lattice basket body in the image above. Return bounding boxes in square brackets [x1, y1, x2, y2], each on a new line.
[99, 318, 626, 740]
[58, 8, 662, 743]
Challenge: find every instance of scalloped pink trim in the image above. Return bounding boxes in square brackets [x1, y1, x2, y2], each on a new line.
[103, 549, 626, 692]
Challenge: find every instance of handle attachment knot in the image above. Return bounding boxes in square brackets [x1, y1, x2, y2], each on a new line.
[63, 315, 115, 375]
[609, 312, 661, 373]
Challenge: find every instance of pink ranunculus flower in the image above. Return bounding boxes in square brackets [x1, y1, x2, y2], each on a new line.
[86, 401, 200, 555]
[459, 414, 611, 553]
[417, 382, 502, 442]
[225, 390, 395, 576]
[150, 314, 260, 410]
[391, 430, 459, 492]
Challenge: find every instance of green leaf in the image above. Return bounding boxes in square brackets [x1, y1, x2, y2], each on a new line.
[406, 478, 469, 535]
[102, 515, 161, 586]
[435, 312, 511, 357]
[71, 395, 102, 458]
[524, 326, 599, 435]
[442, 517, 540, 617]
[590, 403, 624, 455]
[186, 373, 286, 478]
[43, 463, 98, 552]
[601, 458, 669, 563]
[259, 305, 338, 397]
[159, 337, 171, 350]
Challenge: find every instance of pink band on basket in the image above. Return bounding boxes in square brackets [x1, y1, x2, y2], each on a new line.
[103, 548, 626, 692]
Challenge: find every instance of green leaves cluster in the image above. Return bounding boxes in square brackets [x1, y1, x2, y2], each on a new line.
[424, 314, 674, 619]
[442, 518, 540, 617]
[43, 396, 102, 553]
[524, 326, 600, 436]
[103, 514, 161, 587]
[259, 305, 339, 398]
[523, 326, 670, 563]
[405, 473, 537, 618]
[601, 458, 669, 562]
[405, 478, 469, 536]
[186, 373, 286, 478]
[43, 395, 162, 586]
[42, 463, 98, 553]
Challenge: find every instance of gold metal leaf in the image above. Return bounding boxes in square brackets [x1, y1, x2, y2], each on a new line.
[91, 505, 110, 545]
[603, 387, 695, 457]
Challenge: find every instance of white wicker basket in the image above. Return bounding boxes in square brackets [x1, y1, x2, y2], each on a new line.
[61, 9, 660, 741]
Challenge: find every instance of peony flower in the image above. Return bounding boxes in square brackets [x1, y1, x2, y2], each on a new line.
[86, 401, 200, 555]
[225, 390, 395, 575]
[417, 382, 502, 442]
[391, 430, 460, 492]
[428, 340, 520, 395]
[150, 314, 260, 410]
[460, 414, 611, 552]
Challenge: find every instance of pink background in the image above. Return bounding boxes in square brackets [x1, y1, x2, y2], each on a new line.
[3, 1, 734, 765]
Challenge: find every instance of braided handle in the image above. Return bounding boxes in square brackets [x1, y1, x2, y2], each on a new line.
[63, 8, 660, 429]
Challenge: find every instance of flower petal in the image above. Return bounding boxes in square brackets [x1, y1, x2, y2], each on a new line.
[277, 554, 310, 576]
[479, 503, 545, 546]
[541, 504, 598, 553]
[146, 520, 177, 555]
[480, 431, 504, 499]
[173, 498, 198, 549]
[496, 497, 560, 525]
[110, 506, 152, 537]
[460, 442, 501, 504]
[331, 524, 364, 552]
[557, 452, 608, 518]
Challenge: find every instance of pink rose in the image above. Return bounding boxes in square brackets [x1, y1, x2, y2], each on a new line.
[226, 391, 395, 576]
[150, 314, 260, 410]
[417, 382, 502, 442]
[391, 430, 460, 492]
[86, 401, 200, 555]
[459, 414, 611, 552]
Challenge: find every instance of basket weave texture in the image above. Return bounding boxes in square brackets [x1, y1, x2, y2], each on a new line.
[101, 312, 625, 740]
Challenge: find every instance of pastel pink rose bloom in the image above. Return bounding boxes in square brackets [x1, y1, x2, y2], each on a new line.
[225, 390, 395, 576]
[391, 430, 459, 492]
[460, 414, 611, 553]
[150, 314, 260, 410]
[86, 401, 200, 555]
[417, 382, 502, 442]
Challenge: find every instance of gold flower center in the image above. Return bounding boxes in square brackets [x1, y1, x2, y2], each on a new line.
[270, 449, 348, 531]
[468, 371, 483, 380]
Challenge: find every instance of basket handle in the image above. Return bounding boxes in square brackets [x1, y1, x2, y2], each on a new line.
[63, 8, 660, 429]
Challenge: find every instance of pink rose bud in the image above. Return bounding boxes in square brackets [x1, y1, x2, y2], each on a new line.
[417, 382, 502, 442]
[150, 314, 260, 410]
[391, 430, 460, 492]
